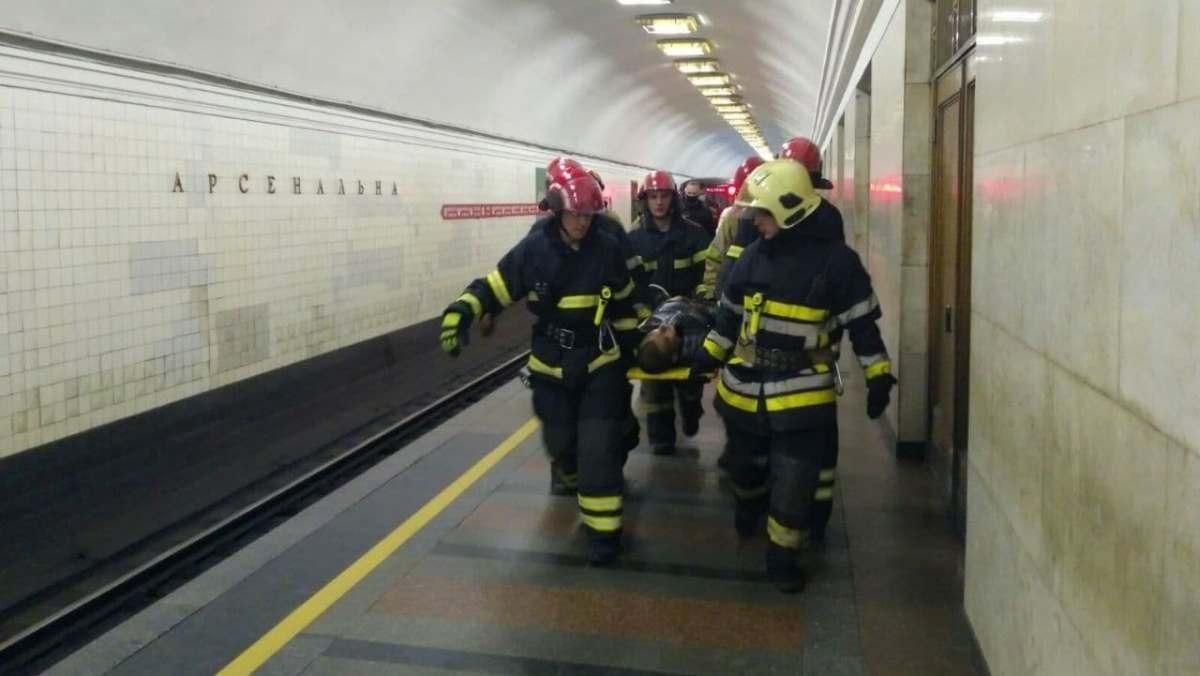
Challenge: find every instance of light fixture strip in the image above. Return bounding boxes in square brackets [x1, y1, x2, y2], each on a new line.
[656, 38, 713, 57]
[674, 58, 720, 74]
[637, 13, 700, 35]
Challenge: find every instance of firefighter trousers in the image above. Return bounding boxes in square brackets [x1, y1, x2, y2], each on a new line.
[530, 365, 626, 539]
[639, 380, 704, 449]
[724, 423, 832, 550]
[811, 419, 839, 537]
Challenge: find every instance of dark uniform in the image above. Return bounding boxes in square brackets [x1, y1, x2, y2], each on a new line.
[445, 214, 640, 561]
[694, 162, 892, 589]
[716, 199, 847, 540]
[628, 207, 712, 453]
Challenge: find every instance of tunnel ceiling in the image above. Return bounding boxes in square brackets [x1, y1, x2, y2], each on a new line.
[0, 0, 832, 178]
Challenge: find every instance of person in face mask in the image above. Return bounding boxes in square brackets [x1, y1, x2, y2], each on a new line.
[679, 179, 716, 235]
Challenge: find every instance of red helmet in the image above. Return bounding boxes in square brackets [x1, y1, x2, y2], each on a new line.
[557, 175, 605, 215]
[547, 157, 588, 183]
[779, 137, 833, 189]
[638, 170, 676, 199]
[730, 156, 765, 195]
[586, 169, 606, 191]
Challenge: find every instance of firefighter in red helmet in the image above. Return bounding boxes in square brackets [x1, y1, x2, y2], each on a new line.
[699, 156, 763, 300]
[441, 173, 640, 565]
[628, 170, 712, 455]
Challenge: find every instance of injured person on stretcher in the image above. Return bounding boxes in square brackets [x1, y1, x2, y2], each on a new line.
[628, 295, 716, 380]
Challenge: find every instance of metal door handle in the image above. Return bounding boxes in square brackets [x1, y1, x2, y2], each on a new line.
[944, 305, 953, 333]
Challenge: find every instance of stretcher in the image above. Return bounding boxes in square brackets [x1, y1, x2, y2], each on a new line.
[625, 366, 716, 381]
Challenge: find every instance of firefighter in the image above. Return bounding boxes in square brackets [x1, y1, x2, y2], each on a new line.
[440, 174, 641, 565]
[698, 156, 762, 301]
[628, 170, 713, 455]
[692, 160, 895, 592]
[779, 136, 844, 543]
[710, 141, 848, 540]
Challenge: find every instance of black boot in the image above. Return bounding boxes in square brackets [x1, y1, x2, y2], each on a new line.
[682, 414, 700, 437]
[734, 496, 767, 539]
[549, 463, 576, 496]
[620, 416, 640, 455]
[766, 543, 806, 593]
[651, 443, 676, 456]
[587, 531, 622, 566]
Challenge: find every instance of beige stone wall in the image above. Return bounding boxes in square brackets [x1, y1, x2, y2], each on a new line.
[864, 0, 932, 442]
[966, 1, 1199, 674]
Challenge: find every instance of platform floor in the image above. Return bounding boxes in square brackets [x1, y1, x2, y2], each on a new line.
[51, 370, 987, 676]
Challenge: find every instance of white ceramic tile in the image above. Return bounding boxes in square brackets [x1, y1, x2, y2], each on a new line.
[1120, 98, 1200, 453]
[0, 46, 648, 456]
[1182, 0, 1200, 102]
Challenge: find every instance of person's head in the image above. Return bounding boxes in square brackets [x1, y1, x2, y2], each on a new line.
[778, 137, 834, 190]
[734, 159, 820, 241]
[555, 175, 605, 245]
[682, 180, 705, 199]
[639, 170, 677, 222]
[638, 324, 680, 373]
[730, 156, 765, 199]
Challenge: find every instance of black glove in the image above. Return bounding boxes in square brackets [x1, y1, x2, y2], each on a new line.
[866, 374, 897, 419]
[440, 302, 473, 357]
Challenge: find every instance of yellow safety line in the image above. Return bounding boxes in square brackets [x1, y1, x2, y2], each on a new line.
[218, 417, 541, 675]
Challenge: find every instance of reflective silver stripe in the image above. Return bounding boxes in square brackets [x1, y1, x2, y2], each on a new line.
[834, 294, 879, 326]
[706, 332, 733, 351]
[761, 372, 836, 396]
[720, 368, 760, 396]
[759, 316, 825, 340]
[858, 352, 887, 368]
[723, 364, 833, 396]
[719, 294, 743, 314]
[626, 255, 643, 271]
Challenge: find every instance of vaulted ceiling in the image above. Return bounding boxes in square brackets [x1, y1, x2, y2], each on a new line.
[0, 0, 834, 178]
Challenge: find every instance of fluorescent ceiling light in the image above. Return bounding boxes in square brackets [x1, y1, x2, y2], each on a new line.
[707, 96, 741, 106]
[637, 13, 699, 35]
[990, 10, 1044, 22]
[699, 86, 737, 97]
[715, 104, 748, 114]
[656, 38, 713, 57]
[618, 0, 672, 5]
[687, 73, 732, 87]
[674, 58, 720, 74]
[723, 112, 751, 122]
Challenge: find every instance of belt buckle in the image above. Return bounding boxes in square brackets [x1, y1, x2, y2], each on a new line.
[557, 328, 576, 349]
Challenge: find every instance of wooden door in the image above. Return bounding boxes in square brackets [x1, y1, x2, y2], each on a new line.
[930, 64, 962, 462]
[930, 57, 975, 536]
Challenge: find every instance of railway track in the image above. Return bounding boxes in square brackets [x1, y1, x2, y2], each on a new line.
[0, 351, 529, 674]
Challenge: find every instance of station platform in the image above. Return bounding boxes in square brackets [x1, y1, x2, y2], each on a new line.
[49, 370, 987, 676]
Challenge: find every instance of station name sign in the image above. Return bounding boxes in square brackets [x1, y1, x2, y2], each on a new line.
[172, 172, 399, 196]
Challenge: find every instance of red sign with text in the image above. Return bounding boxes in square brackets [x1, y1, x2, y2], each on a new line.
[440, 203, 542, 220]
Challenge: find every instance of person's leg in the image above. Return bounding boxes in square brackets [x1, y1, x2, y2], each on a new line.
[724, 423, 770, 538]
[810, 419, 839, 542]
[675, 381, 704, 438]
[531, 378, 580, 495]
[639, 380, 677, 455]
[764, 427, 829, 593]
[576, 366, 628, 564]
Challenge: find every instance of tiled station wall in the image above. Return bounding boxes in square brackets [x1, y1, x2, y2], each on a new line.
[0, 44, 648, 459]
